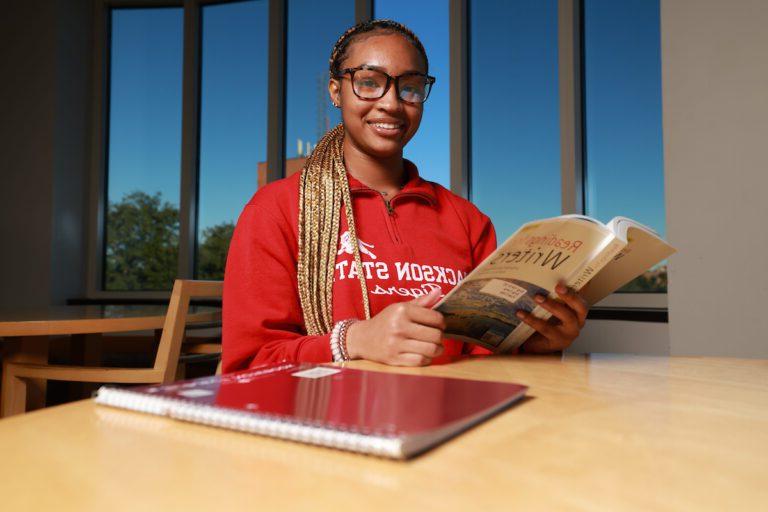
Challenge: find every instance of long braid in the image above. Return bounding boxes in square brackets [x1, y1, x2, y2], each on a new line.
[298, 125, 370, 334]
[297, 19, 427, 335]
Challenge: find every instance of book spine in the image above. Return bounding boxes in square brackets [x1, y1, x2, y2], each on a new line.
[497, 323, 537, 352]
[566, 238, 626, 291]
[94, 387, 405, 459]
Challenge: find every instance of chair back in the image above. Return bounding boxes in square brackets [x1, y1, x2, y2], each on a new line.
[153, 280, 223, 383]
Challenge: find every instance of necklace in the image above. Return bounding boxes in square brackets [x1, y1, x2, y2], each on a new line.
[377, 173, 407, 196]
[349, 164, 407, 197]
[379, 185, 404, 197]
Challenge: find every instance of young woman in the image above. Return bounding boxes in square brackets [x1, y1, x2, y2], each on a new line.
[222, 20, 588, 372]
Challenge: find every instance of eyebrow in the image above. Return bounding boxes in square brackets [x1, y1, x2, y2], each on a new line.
[354, 63, 426, 74]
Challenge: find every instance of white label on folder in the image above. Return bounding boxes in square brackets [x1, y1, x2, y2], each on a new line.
[177, 389, 214, 398]
[291, 367, 341, 379]
[479, 279, 527, 303]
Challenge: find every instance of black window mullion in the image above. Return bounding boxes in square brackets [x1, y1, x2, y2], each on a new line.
[266, 0, 286, 184]
[178, 0, 202, 279]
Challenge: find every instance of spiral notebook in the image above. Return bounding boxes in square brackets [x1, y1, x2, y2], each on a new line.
[94, 362, 527, 459]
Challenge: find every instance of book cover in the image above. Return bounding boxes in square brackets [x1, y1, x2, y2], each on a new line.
[435, 215, 675, 352]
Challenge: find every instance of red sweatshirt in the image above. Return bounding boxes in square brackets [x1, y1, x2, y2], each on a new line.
[222, 161, 497, 373]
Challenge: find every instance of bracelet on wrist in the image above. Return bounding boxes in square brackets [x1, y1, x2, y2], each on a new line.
[330, 319, 358, 362]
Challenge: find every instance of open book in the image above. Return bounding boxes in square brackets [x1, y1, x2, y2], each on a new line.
[95, 363, 527, 459]
[435, 215, 676, 353]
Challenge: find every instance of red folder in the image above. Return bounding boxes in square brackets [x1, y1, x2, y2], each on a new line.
[95, 362, 527, 459]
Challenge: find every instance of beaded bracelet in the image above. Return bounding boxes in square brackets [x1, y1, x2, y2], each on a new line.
[330, 319, 357, 362]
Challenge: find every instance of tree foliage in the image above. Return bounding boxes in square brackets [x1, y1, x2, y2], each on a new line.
[197, 222, 235, 280]
[105, 191, 235, 289]
[105, 190, 667, 293]
[106, 191, 180, 290]
[618, 265, 668, 293]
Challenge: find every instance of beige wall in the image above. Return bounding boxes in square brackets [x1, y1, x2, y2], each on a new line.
[569, 320, 669, 355]
[662, 0, 768, 357]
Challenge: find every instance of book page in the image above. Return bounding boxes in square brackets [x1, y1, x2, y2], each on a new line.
[581, 223, 676, 305]
[435, 216, 615, 352]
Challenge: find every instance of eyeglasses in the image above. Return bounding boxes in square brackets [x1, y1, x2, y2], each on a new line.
[335, 65, 436, 104]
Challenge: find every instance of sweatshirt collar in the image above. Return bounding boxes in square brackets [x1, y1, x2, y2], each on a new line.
[347, 159, 438, 207]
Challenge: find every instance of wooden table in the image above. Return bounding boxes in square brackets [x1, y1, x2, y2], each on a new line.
[0, 354, 765, 511]
[0, 305, 221, 415]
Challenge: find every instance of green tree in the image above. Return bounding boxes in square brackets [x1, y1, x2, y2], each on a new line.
[619, 265, 668, 293]
[105, 191, 179, 291]
[197, 222, 235, 280]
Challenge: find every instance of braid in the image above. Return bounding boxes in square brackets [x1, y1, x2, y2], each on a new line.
[329, 19, 429, 77]
[298, 124, 370, 335]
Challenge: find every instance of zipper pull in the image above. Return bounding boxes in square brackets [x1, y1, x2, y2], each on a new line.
[384, 198, 395, 215]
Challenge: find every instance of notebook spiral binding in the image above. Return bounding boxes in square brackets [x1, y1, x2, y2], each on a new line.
[94, 387, 404, 458]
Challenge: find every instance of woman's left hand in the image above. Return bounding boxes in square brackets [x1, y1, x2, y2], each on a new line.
[516, 282, 589, 354]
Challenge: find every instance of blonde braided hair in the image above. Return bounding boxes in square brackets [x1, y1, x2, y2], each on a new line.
[297, 20, 428, 335]
[297, 124, 370, 335]
[328, 19, 429, 78]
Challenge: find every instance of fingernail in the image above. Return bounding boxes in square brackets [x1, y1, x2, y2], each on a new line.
[556, 284, 567, 294]
[516, 311, 525, 319]
[534, 295, 545, 303]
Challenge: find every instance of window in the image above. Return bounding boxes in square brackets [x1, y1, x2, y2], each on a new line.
[196, 1, 269, 279]
[283, 0, 353, 179]
[470, 0, 561, 241]
[374, 0, 450, 188]
[584, 0, 666, 293]
[104, 7, 183, 291]
[94, 1, 668, 309]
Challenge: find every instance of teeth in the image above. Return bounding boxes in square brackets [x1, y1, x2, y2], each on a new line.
[371, 122, 401, 129]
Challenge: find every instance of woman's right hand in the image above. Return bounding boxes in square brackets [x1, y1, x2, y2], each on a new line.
[344, 287, 446, 366]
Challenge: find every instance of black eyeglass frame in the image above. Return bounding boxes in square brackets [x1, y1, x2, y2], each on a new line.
[334, 65, 436, 104]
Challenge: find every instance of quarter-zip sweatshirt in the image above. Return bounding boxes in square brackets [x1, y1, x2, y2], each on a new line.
[222, 161, 497, 373]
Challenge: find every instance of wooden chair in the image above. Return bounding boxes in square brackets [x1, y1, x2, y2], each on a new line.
[2, 280, 222, 416]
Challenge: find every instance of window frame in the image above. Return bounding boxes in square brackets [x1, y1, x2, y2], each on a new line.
[86, 0, 667, 313]
[88, 0, 288, 299]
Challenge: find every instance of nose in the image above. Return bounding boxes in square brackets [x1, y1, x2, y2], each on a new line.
[375, 79, 404, 111]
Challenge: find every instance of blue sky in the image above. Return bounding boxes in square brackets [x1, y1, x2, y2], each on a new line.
[584, 0, 666, 238]
[107, 0, 665, 244]
[107, 7, 183, 210]
[470, 0, 562, 241]
[197, 1, 269, 238]
[285, 0, 352, 159]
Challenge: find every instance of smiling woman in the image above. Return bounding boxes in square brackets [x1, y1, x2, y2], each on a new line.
[222, 20, 590, 373]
